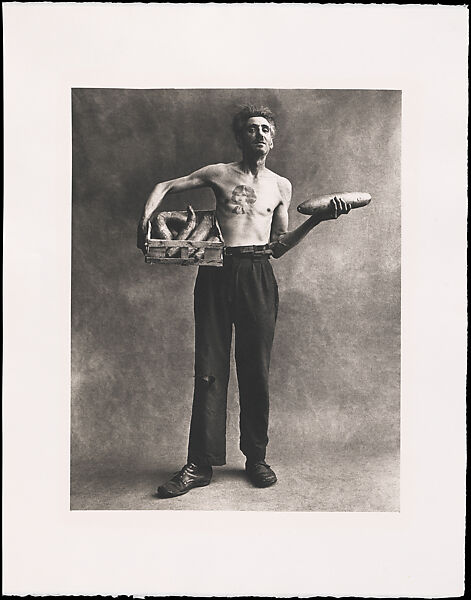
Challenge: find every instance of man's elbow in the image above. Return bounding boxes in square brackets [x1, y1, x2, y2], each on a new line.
[269, 235, 290, 259]
[153, 181, 170, 196]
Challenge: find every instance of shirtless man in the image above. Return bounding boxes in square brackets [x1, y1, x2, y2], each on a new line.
[137, 105, 351, 498]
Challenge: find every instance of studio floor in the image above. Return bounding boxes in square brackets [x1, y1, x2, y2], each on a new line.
[71, 449, 399, 512]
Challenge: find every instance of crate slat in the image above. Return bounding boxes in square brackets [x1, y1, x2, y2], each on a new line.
[145, 256, 223, 267]
[146, 239, 223, 248]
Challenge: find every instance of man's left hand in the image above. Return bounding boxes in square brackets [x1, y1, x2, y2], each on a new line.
[328, 196, 352, 220]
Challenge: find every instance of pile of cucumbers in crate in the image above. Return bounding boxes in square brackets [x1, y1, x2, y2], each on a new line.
[149, 205, 221, 260]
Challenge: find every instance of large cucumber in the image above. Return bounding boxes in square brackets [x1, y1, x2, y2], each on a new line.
[297, 192, 371, 215]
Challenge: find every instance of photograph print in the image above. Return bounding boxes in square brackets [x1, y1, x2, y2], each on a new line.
[71, 88, 401, 512]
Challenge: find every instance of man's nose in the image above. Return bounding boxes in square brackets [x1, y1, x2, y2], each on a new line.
[255, 127, 265, 138]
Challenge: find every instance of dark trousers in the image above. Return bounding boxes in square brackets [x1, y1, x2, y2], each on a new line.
[187, 254, 279, 466]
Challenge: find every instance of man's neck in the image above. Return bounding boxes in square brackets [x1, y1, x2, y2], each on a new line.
[238, 154, 267, 178]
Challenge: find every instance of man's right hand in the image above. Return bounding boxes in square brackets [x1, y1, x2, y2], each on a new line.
[137, 219, 148, 255]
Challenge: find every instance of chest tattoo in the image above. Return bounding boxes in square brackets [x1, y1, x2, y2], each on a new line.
[229, 185, 257, 214]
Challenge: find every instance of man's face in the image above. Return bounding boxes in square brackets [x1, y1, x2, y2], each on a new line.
[239, 116, 274, 156]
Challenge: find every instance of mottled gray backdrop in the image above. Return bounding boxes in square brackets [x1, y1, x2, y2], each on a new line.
[71, 89, 400, 510]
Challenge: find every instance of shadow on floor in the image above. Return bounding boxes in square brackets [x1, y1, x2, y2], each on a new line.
[71, 450, 399, 512]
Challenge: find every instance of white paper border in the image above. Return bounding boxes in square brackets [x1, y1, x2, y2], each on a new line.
[3, 4, 467, 597]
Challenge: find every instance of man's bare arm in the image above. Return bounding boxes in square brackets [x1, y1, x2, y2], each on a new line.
[137, 165, 215, 253]
[270, 191, 352, 259]
[269, 178, 291, 245]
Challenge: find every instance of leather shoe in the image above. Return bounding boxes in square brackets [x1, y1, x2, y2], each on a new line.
[157, 462, 212, 498]
[245, 460, 277, 488]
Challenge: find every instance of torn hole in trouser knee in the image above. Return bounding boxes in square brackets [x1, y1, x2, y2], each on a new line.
[195, 375, 215, 388]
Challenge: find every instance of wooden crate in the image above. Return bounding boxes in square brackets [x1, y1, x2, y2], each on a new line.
[145, 210, 224, 266]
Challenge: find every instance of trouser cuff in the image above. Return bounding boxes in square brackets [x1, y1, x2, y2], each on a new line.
[187, 455, 226, 467]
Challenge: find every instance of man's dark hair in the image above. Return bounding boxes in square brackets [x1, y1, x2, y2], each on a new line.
[232, 105, 277, 142]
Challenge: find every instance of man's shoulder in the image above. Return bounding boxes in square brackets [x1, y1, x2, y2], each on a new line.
[199, 162, 236, 179]
[265, 168, 292, 187]
[271, 172, 292, 201]
[277, 174, 292, 190]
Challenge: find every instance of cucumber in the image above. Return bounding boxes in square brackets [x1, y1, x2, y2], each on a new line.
[297, 192, 371, 215]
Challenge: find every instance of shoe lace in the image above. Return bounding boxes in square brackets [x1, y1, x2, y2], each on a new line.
[249, 460, 271, 469]
[172, 462, 197, 478]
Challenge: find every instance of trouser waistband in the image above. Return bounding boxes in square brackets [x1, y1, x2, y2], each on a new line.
[224, 244, 272, 256]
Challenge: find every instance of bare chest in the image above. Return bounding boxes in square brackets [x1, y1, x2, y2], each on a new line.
[212, 174, 282, 217]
